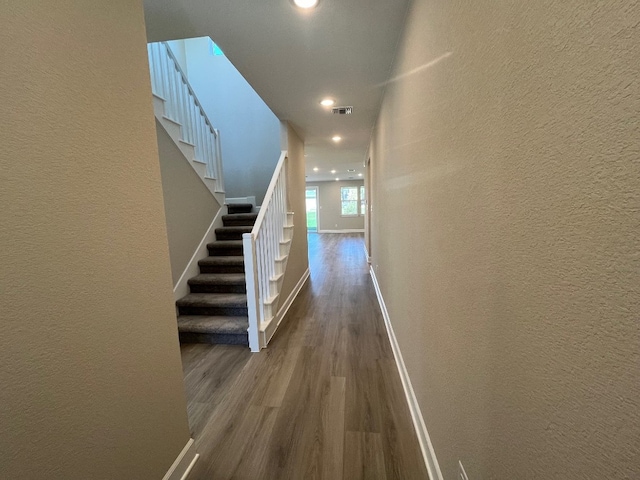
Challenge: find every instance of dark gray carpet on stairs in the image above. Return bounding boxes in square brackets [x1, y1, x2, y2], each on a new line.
[176, 206, 258, 346]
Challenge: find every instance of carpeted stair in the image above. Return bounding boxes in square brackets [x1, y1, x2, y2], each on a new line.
[176, 203, 257, 346]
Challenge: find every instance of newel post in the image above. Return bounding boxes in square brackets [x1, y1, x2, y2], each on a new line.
[242, 232, 262, 352]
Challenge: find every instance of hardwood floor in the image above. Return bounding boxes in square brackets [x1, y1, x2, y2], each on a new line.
[182, 233, 428, 480]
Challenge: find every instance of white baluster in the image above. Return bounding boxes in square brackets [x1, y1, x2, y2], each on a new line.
[166, 57, 177, 120]
[205, 127, 215, 178]
[164, 44, 176, 120]
[147, 46, 155, 95]
[177, 78, 187, 136]
[154, 44, 165, 98]
[158, 46, 167, 102]
[198, 111, 206, 163]
[190, 101, 198, 152]
[172, 65, 181, 122]
[183, 85, 193, 145]
[215, 130, 224, 192]
[210, 129, 219, 179]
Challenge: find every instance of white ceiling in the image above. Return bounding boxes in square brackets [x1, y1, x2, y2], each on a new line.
[143, 0, 410, 182]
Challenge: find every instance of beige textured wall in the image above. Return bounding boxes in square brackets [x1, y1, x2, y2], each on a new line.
[277, 122, 310, 311]
[156, 121, 221, 285]
[370, 1, 640, 479]
[306, 180, 365, 232]
[0, 2, 192, 479]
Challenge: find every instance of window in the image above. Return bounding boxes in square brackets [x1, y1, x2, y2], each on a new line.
[340, 187, 359, 216]
[208, 39, 225, 56]
[340, 185, 366, 216]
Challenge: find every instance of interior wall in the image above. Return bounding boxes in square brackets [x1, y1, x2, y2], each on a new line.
[176, 37, 282, 204]
[370, 1, 640, 479]
[166, 39, 188, 75]
[156, 121, 221, 285]
[0, 2, 192, 478]
[306, 180, 365, 232]
[277, 122, 310, 312]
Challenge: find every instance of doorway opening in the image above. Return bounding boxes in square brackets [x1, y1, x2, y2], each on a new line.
[305, 187, 319, 232]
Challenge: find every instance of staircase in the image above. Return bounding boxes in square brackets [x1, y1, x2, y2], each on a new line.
[176, 204, 256, 346]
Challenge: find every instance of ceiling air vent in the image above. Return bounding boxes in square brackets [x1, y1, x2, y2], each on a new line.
[332, 106, 353, 115]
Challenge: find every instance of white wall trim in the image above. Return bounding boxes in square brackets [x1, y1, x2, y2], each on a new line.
[363, 245, 371, 264]
[226, 196, 256, 208]
[263, 267, 310, 344]
[153, 96, 225, 206]
[162, 438, 199, 480]
[369, 266, 444, 480]
[173, 207, 226, 302]
[317, 229, 365, 234]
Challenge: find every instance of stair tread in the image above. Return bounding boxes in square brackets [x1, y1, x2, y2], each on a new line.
[176, 293, 247, 308]
[177, 315, 248, 335]
[188, 273, 245, 285]
[198, 256, 244, 265]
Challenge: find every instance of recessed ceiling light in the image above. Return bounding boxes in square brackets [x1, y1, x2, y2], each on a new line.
[332, 136, 342, 142]
[313, 167, 319, 172]
[330, 169, 336, 174]
[335, 178, 340, 181]
[293, 0, 318, 8]
[320, 98, 335, 107]
[358, 173, 363, 177]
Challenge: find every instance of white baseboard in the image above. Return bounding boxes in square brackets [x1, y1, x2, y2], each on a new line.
[162, 438, 199, 480]
[264, 267, 310, 344]
[173, 207, 226, 302]
[317, 229, 365, 234]
[363, 245, 371, 264]
[369, 267, 444, 480]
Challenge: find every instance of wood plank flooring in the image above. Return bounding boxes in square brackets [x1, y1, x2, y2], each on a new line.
[182, 233, 428, 480]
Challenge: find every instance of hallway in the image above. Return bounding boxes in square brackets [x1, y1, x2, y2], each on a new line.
[181, 233, 428, 479]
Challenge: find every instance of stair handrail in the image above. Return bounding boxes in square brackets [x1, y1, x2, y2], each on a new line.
[251, 151, 288, 235]
[243, 150, 290, 352]
[147, 41, 224, 192]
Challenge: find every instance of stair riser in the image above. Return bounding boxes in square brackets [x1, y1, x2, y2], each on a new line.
[179, 331, 248, 346]
[199, 264, 246, 274]
[189, 284, 247, 294]
[208, 246, 244, 256]
[178, 306, 249, 317]
[223, 219, 256, 227]
[227, 205, 253, 215]
[215, 232, 246, 241]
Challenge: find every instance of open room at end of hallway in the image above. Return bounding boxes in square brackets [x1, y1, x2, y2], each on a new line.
[306, 180, 365, 233]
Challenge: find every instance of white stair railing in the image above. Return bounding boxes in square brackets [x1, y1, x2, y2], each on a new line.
[147, 42, 224, 192]
[243, 151, 293, 352]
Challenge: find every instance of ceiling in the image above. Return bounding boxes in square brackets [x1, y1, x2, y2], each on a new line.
[143, 0, 410, 182]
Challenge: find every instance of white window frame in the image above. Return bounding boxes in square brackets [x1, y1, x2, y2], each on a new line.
[340, 185, 366, 217]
